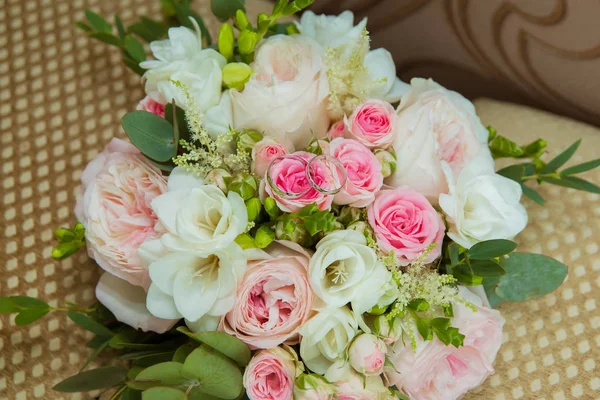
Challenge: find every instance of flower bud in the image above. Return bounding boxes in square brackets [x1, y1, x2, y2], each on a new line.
[286, 24, 300, 35]
[238, 129, 263, 151]
[229, 174, 258, 201]
[54, 227, 75, 242]
[346, 221, 368, 234]
[337, 206, 362, 226]
[275, 217, 308, 245]
[206, 168, 232, 193]
[245, 198, 262, 222]
[264, 197, 281, 220]
[348, 334, 387, 376]
[238, 29, 258, 55]
[294, 373, 335, 400]
[374, 149, 397, 178]
[218, 23, 234, 61]
[222, 62, 253, 91]
[373, 315, 390, 337]
[255, 225, 275, 249]
[235, 233, 256, 249]
[257, 13, 270, 32]
[235, 10, 250, 30]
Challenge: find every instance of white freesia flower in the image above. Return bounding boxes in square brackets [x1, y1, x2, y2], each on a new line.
[297, 11, 409, 103]
[144, 244, 247, 322]
[148, 167, 248, 252]
[439, 155, 528, 248]
[300, 307, 358, 374]
[309, 230, 380, 307]
[140, 21, 226, 112]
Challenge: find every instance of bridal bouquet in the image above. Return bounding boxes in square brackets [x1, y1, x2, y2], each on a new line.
[3, 0, 600, 399]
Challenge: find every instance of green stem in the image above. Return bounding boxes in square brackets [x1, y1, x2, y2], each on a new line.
[521, 172, 560, 181]
[110, 385, 127, 400]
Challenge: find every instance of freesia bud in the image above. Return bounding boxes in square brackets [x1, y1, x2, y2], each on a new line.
[235, 10, 250, 30]
[264, 197, 281, 220]
[235, 233, 256, 249]
[255, 225, 275, 249]
[222, 62, 253, 91]
[245, 198, 262, 222]
[374, 148, 397, 178]
[218, 23, 234, 61]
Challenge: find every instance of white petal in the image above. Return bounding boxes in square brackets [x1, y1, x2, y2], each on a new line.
[364, 48, 396, 97]
[173, 266, 220, 321]
[96, 273, 178, 333]
[186, 315, 221, 332]
[138, 239, 168, 269]
[204, 91, 233, 140]
[151, 190, 188, 235]
[146, 283, 182, 320]
[384, 78, 411, 103]
[168, 167, 205, 191]
[148, 252, 199, 296]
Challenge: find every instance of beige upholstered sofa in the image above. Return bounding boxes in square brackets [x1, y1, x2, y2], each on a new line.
[0, 1, 598, 399]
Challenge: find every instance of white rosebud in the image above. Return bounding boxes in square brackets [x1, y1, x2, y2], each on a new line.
[348, 334, 387, 376]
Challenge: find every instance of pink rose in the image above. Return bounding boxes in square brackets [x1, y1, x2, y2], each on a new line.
[330, 138, 383, 208]
[75, 138, 167, 289]
[222, 241, 313, 349]
[252, 137, 287, 177]
[367, 187, 445, 265]
[385, 287, 505, 400]
[326, 361, 393, 400]
[137, 95, 165, 118]
[243, 346, 301, 400]
[348, 334, 386, 376]
[344, 99, 397, 149]
[387, 78, 493, 202]
[327, 120, 346, 140]
[261, 152, 334, 212]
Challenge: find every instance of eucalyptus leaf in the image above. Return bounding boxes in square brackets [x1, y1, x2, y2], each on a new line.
[521, 184, 545, 205]
[211, 0, 246, 22]
[561, 158, 600, 176]
[540, 139, 581, 173]
[0, 297, 19, 313]
[188, 388, 222, 400]
[125, 36, 146, 63]
[544, 176, 600, 194]
[452, 266, 483, 286]
[135, 362, 188, 387]
[181, 345, 243, 399]
[10, 296, 49, 308]
[115, 16, 126, 40]
[123, 388, 144, 400]
[75, 22, 93, 32]
[134, 352, 177, 368]
[121, 111, 176, 162]
[88, 32, 122, 47]
[177, 327, 251, 367]
[468, 239, 517, 260]
[85, 10, 112, 33]
[15, 308, 49, 326]
[468, 260, 506, 277]
[495, 252, 568, 302]
[53, 366, 128, 392]
[67, 311, 113, 337]
[165, 103, 191, 143]
[142, 387, 187, 400]
[173, 342, 199, 363]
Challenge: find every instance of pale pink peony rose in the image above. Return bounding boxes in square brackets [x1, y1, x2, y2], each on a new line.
[75, 138, 167, 289]
[261, 152, 334, 212]
[230, 35, 330, 151]
[330, 138, 383, 208]
[367, 187, 445, 265]
[136, 95, 166, 118]
[344, 99, 397, 149]
[387, 78, 493, 203]
[385, 287, 505, 400]
[252, 137, 287, 177]
[243, 346, 301, 400]
[221, 241, 313, 349]
[327, 120, 346, 140]
[348, 334, 386, 376]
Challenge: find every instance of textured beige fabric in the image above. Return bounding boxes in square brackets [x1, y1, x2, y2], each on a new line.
[0, 1, 599, 399]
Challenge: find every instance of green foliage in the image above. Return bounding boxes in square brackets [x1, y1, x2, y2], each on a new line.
[228, 174, 258, 200]
[67, 311, 113, 337]
[173, 342, 199, 363]
[143, 387, 187, 400]
[468, 239, 517, 260]
[211, 0, 246, 22]
[409, 307, 465, 348]
[263, 197, 281, 220]
[129, 17, 169, 42]
[490, 252, 568, 302]
[52, 222, 86, 260]
[176, 327, 251, 367]
[254, 225, 275, 248]
[0, 296, 51, 326]
[218, 23, 235, 61]
[135, 362, 188, 388]
[53, 366, 128, 392]
[122, 111, 177, 162]
[446, 239, 515, 285]
[234, 232, 257, 249]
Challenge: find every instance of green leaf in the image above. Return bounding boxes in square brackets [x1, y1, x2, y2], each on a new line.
[541, 139, 581, 174]
[408, 298, 430, 312]
[448, 242, 459, 267]
[211, 0, 246, 22]
[468, 239, 517, 260]
[123, 388, 143, 400]
[181, 345, 243, 399]
[134, 352, 177, 368]
[150, 158, 176, 172]
[544, 176, 600, 194]
[187, 389, 221, 400]
[115, 16, 126, 40]
[561, 158, 600, 176]
[495, 252, 568, 302]
[429, 318, 450, 330]
[521, 184, 545, 205]
[496, 163, 535, 182]
[165, 103, 191, 143]
[67, 311, 113, 337]
[75, 22, 93, 32]
[88, 32, 122, 47]
[254, 225, 275, 249]
[0, 297, 18, 313]
[414, 317, 432, 341]
[53, 366, 128, 392]
[135, 362, 188, 387]
[143, 387, 188, 400]
[468, 259, 506, 277]
[443, 304, 454, 318]
[177, 327, 251, 367]
[483, 279, 504, 308]
[10, 296, 49, 309]
[125, 36, 146, 63]
[452, 266, 483, 286]
[85, 10, 112, 33]
[88, 335, 109, 349]
[123, 56, 146, 76]
[80, 338, 111, 371]
[234, 233, 256, 249]
[173, 342, 199, 363]
[122, 111, 176, 162]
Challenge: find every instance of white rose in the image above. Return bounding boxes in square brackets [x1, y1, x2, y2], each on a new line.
[140, 21, 226, 112]
[325, 361, 395, 400]
[387, 78, 494, 203]
[296, 11, 409, 104]
[310, 230, 380, 307]
[148, 167, 247, 252]
[142, 243, 247, 322]
[95, 272, 177, 333]
[299, 307, 358, 374]
[439, 155, 528, 248]
[229, 35, 330, 150]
